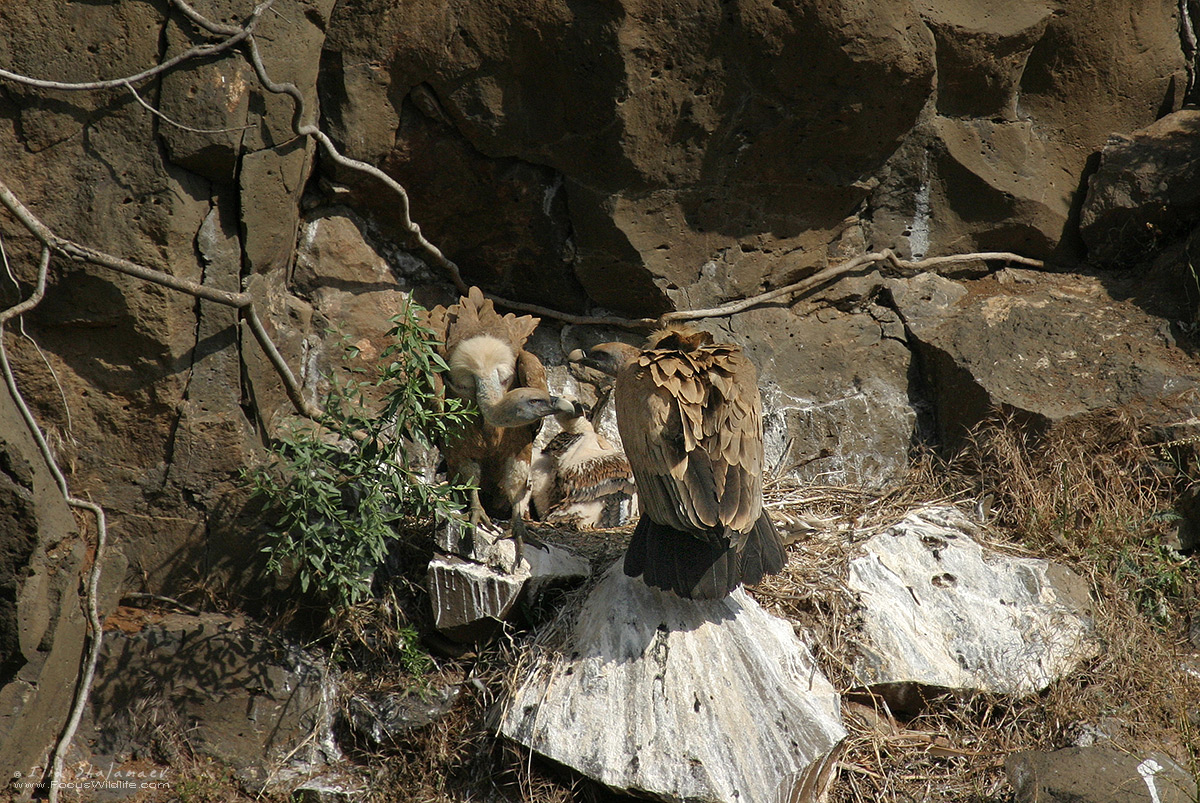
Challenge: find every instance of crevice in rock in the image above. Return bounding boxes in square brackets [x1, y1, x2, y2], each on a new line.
[1052, 149, 1103, 268]
[228, 129, 263, 443]
[344, 89, 592, 312]
[159, 196, 217, 494]
[146, 15, 218, 490]
[871, 284, 942, 455]
[0, 461, 36, 688]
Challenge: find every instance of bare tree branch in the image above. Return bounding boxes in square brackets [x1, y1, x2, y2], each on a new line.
[125, 83, 255, 135]
[0, 245, 49, 324]
[0, 1, 269, 93]
[0, 235, 73, 430]
[0, 177, 321, 419]
[659, 249, 1045, 325]
[0, 246, 107, 803]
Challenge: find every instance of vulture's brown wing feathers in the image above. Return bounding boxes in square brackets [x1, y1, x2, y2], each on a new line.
[703, 346, 764, 535]
[427, 286, 541, 358]
[422, 303, 451, 355]
[515, 349, 550, 393]
[556, 453, 636, 502]
[535, 413, 639, 528]
[616, 368, 693, 531]
[615, 329, 785, 599]
[616, 343, 763, 534]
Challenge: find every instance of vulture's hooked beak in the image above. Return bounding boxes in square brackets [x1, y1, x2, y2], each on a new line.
[551, 395, 579, 416]
[568, 343, 638, 378]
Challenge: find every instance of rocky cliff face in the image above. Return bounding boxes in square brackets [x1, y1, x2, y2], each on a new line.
[0, 0, 1198, 786]
[322, 0, 1190, 305]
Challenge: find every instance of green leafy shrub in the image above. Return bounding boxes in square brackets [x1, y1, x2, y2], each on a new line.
[247, 299, 474, 610]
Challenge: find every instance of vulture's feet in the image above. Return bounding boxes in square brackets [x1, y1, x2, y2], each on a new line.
[504, 516, 546, 571]
[467, 500, 495, 532]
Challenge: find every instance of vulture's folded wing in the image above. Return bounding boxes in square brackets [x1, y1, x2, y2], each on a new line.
[420, 303, 451, 359]
[615, 345, 764, 541]
[615, 367, 693, 532]
[557, 453, 637, 503]
[699, 348, 764, 536]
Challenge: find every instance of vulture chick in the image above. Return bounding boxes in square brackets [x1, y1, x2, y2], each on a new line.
[424, 288, 572, 558]
[531, 402, 638, 529]
[571, 328, 786, 599]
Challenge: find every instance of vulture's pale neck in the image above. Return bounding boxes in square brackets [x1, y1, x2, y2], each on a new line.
[450, 335, 517, 427]
[470, 370, 503, 418]
[555, 413, 591, 435]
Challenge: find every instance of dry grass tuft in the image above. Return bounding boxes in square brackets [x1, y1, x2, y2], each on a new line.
[955, 410, 1173, 553]
[751, 411, 1200, 803]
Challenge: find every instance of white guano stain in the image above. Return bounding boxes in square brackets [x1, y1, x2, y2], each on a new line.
[1136, 758, 1163, 803]
[909, 150, 931, 261]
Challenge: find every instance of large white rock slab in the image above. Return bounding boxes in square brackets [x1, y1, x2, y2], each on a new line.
[848, 507, 1096, 703]
[500, 564, 846, 803]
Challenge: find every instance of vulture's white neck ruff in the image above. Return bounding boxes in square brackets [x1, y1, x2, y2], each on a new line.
[450, 334, 518, 425]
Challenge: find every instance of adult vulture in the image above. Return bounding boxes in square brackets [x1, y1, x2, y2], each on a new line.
[424, 287, 573, 558]
[571, 326, 786, 599]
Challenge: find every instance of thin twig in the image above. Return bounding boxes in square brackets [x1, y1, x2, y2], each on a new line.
[125, 83, 256, 135]
[0, 246, 49, 324]
[0, 179, 245, 304]
[0, 1, 269, 93]
[120, 592, 203, 616]
[0, 176, 322, 419]
[45, 495, 106, 803]
[2, 235, 73, 433]
[243, 305, 320, 418]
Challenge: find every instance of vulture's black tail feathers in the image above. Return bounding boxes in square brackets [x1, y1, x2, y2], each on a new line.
[623, 516, 736, 599]
[735, 511, 787, 589]
[624, 511, 786, 600]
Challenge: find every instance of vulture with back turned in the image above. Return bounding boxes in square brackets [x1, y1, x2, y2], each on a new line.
[423, 287, 574, 559]
[570, 327, 786, 599]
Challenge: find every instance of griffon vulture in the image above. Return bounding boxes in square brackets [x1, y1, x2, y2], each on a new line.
[531, 401, 638, 529]
[424, 287, 573, 558]
[570, 327, 786, 599]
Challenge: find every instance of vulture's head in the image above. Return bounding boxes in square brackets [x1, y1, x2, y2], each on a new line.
[448, 334, 517, 412]
[643, 325, 714, 352]
[551, 399, 589, 431]
[567, 341, 641, 378]
[487, 388, 578, 428]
